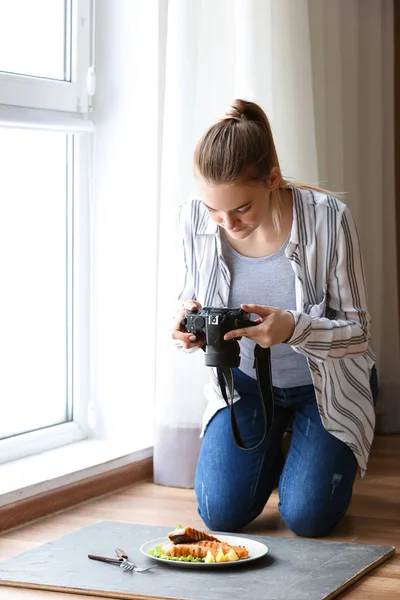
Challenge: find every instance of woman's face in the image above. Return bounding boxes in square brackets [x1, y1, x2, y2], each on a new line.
[198, 179, 271, 240]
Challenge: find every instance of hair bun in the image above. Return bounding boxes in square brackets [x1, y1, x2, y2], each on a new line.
[225, 104, 243, 119]
[220, 100, 246, 122]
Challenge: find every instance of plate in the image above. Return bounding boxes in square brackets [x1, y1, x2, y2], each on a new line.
[140, 534, 268, 568]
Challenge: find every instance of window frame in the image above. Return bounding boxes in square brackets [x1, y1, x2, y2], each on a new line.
[0, 0, 91, 113]
[0, 0, 93, 464]
[0, 132, 92, 464]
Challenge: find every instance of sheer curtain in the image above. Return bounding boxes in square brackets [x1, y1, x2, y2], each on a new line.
[307, 0, 398, 433]
[153, 0, 398, 488]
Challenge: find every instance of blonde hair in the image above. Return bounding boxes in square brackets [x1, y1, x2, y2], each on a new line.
[193, 99, 336, 231]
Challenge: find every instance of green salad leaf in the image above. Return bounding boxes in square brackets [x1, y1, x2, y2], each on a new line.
[148, 545, 204, 563]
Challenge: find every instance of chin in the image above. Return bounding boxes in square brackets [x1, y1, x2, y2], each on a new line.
[226, 228, 251, 239]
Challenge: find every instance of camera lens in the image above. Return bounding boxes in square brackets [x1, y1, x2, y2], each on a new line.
[204, 342, 241, 368]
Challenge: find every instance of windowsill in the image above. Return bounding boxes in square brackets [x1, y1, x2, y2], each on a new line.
[0, 437, 153, 508]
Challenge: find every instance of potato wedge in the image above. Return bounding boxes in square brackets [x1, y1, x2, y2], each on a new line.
[204, 550, 215, 563]
[215, 547, 228, 562]
[225, 548, 239, 561]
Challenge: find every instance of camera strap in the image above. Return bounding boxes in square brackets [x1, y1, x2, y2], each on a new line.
[216, 344, 274, 451]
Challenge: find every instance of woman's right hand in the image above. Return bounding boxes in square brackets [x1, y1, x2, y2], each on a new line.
[171, 300, 205, 350]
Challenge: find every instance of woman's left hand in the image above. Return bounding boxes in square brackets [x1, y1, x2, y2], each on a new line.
[224, 304, 295, 348]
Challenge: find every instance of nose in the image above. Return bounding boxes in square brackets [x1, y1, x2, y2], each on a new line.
[223, 214, 237, 231]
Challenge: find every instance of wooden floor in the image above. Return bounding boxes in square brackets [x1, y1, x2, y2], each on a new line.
[0, 435, 399, 599]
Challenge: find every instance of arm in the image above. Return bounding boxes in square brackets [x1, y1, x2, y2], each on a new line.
[286, 207, 371, 361]
[175, 205, 197, 308]
[171, 204, 203, 352]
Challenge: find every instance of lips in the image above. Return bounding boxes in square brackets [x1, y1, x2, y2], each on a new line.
[225, 226, 243, 233]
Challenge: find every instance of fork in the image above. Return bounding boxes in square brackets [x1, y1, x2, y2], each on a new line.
[119, 558, 158, 573]
[115, 548, 157, 573]
[88, 549, 157, 573]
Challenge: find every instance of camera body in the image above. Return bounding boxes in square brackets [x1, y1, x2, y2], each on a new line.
[182, 306, 255, 367]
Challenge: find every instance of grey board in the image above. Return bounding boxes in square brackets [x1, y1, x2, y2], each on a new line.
[0, 521, 395, 600]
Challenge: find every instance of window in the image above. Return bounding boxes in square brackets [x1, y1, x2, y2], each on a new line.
[0, 1, 70, 80]
[0, 0, 92, 463]
[0, 0, 90, 112]
[0, 130, 74, 440]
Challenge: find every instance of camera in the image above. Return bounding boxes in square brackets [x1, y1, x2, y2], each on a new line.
[182, 307, 255, 368]
[182, 306, 273, 451]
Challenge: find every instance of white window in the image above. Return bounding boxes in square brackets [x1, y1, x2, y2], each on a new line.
[0, 0, 90, 113]
[0, 0, 93, 463]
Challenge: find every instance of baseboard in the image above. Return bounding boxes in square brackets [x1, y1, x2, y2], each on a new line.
[0, 456, 153, 534]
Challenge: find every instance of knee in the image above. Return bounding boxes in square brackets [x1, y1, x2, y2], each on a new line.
[195, 494, 251, 532]
[199, 512, 246, 533]
[279, 503, 342, 538]
[195, 481, 256, 532]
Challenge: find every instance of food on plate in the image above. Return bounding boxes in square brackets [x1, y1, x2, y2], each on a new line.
[148, 525, 249, 563]
[204, 550, 215, 563]
[168, 526, 221, 544]
[215, 547, 228, 562]
[225, 548, 239, 561]
[163, 540, 248, 560]
[148, 545, 204, 563]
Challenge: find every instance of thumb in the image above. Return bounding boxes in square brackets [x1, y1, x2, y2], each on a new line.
[241, 304, 273, 318]
[184, 300, 202, 311]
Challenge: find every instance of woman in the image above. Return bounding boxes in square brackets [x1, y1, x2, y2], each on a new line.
[171, 99, 378, 538]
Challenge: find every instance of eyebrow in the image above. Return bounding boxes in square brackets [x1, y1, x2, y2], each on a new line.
[203, 200, 252, 212]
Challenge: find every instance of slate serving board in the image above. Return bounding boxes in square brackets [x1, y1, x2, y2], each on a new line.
[0, 521, 395, 600]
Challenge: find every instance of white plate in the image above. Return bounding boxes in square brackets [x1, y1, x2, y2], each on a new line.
[140, 535, 268, 568]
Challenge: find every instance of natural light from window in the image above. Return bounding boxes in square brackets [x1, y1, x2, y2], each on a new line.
[0, 129, 72, 440]
[0, 0, 69, 80]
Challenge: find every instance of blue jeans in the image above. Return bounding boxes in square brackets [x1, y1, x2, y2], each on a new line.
[195, 367, 378, 538]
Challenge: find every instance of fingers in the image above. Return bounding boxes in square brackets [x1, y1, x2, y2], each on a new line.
[241, 303, 273, 317]
[171, 300, 203, 349]
[224, 326, 255, 341]
[173, 300, 201, 330]
[224, 304, 271, 340]
[184, 300, 202, 310]
[171, 330, 204, 349]
[171, 323, 202, 348]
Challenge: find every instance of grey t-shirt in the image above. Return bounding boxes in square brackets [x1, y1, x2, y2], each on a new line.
[220, 232, 312, 388]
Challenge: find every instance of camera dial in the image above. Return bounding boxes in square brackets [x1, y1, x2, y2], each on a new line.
[193, 316, 205, 329]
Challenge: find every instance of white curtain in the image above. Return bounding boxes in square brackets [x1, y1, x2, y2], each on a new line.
[153, 0, 398, 487]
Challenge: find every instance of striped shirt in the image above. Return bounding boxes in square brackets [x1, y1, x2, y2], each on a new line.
[176, 185, 376, 475]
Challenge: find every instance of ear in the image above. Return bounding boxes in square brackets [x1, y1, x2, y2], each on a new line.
[268, 166, 282, 191]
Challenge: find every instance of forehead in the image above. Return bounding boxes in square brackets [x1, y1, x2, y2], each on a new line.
[198, 180, 264, 211]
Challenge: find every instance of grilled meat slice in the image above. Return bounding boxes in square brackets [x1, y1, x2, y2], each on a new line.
[162, 542, 209, 558]
[168, 526, 221, 544]
[195, 541, 249, 559]
[162, 540, 249, 559]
